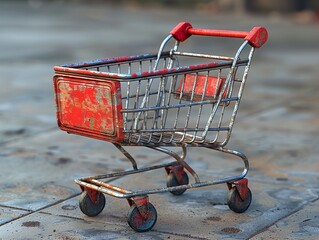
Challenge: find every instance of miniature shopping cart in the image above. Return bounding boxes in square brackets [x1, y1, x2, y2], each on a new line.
[53, 22, 268, 232]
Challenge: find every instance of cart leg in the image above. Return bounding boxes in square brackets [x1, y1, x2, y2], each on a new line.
[150, 144, 200, 183]
[205, 146, 251, 212]
[211, 146, 249, 180]
[113, 143, 138, 170]
[127, 196, 157, 232]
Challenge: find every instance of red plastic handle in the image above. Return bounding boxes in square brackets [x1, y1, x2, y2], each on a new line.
[170, 22, 268, 48]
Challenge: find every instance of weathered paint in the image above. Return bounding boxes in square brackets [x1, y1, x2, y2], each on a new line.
[53, 75, 124, 142]
[228, 178, 249, 201]
[165, 165, 185, 184]
[62, 53, 156, 68]
[175, 73, 227, 101]
[245, 26, 268, 48]
[170, 22, 192, 42]
[169, 22, 268, 48]
[54, 59, 232, 81]
[82, 187, 102, 204]
[130, 61, 220, 79]
[129, 196, 151, 219]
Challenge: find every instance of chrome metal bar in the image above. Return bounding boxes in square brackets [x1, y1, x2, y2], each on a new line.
[122, 97, 239, 113]
[149, 145, 200, 183]
[213, 146, 249, 179]
[173, 51, 234, 61]
[154, 35, 173, 69]
[88, 179, 131, 194]
[132, 36, 173, 130]
[123, 127, 230, 133]
[113, 143, 138, 170]
[201, 41, 249, 140]
[75, 146, 249, 199]
[79, 161, 179, 181]
[190, 71, 210, 143]
[222, 45, 255, 146]
[181, 72, 198, 142]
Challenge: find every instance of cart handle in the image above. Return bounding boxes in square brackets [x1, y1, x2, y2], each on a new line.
[170, 22, 268, 48]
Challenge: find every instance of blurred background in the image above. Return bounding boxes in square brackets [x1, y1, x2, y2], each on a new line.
[1, 0, 318, 140]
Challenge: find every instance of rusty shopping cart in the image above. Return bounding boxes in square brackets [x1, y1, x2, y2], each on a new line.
[53, 22, 268, 232]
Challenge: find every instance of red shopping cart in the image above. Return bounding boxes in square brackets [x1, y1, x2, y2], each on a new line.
[53, 22, 268, 232]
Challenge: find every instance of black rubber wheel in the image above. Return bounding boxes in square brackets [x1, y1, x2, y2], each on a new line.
[227, 187, 252, 213]
[167, 171, 189, 195]
[79, 191, 106, 217]
[127, 203, 157, 232]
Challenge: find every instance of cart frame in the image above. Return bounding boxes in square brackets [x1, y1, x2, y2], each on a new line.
[53, 22, 267, 232]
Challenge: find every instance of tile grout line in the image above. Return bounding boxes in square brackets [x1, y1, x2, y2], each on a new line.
[248, 196, 319, 239]
[0, 193, 80, 227]
[0, 127, 57, 147]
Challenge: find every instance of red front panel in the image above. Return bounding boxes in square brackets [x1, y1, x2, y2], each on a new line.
[54, 75, 124, 142]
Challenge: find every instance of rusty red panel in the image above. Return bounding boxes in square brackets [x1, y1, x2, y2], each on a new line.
[175, 74, 227, 101]
[53, 75, 124, 142]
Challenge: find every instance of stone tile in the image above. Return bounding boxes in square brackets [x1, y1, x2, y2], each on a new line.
[228, 94, 319, 188]
[0, 207, 29, 226]
[0, 130, 174, 211]
[38, 144, 318, 239]
[251, 199, 319, 240]
[40, 178, 318, 239]
[0, 211, 187, 240]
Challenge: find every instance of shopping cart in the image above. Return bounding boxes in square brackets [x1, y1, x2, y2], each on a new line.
[53, 22, 268, 232]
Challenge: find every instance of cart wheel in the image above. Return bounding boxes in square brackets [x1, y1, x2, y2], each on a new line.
[227, 187, 252, 213]
[167, 171, 189, 195]
[127, 203, 157, 232]
[79, 191, 106, 217]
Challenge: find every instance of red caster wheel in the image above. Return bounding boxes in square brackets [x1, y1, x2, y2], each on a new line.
[79, 190, 105, 217]
[227, 187, 252, 213]
[166, 165, 189, 195]
[127, 202, 157, 232]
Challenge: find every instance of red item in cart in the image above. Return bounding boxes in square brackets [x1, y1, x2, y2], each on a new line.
[175, 74, 227, 101]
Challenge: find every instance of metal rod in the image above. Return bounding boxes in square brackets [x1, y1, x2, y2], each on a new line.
[79, 161, 179, 181]
[88, 179, 131, 194]
[201, 41, 249, 140]
[123, 127, 230, 133]
[173, 51, 234, 60]
[122, 97, 239, 113]
[113, 143, 138, 170]
[149, 145, 200, 183]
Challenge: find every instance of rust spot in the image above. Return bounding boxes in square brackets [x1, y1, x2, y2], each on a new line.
[287, 150, 298, 157]
[48, 146, 59, 150]
[54, 233, 78, 240]
[276, 177, 288, 181]
[4, 128, 26, 136]
[221, 227, 241, 233]
[9, 148, 35, 158]
[22, 221, 40, 227]
[61, 204, 77, 210]
[54, 157, 72, 166]
[206, 216, 221, 222]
